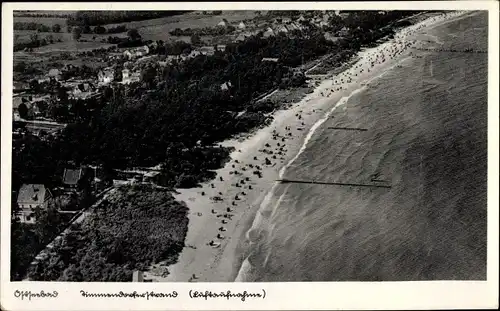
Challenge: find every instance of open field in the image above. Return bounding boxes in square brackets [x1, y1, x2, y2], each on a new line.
[102, 11, 258, 42]
[14, 51, 108, 72]
[13, 10, 77, 17]
[14, 30, 71, 44]
[14, 11, 258, 52]
[34, 40, 115, 52]
[102, 10, 256, 29]
[14, 16, 68, 27]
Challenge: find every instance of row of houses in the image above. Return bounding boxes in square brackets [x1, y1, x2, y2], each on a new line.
[123, 45, 150, 61]
[12, 80, 100, 123]
[97, 44, 231, 86]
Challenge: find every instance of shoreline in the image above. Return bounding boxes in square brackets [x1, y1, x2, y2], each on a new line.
[148, 10, 468, 282]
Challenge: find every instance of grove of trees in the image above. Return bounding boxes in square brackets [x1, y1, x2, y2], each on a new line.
[14, 22, 51, 32]
[66, 11, 190, 27]
[26, 185, 189, 282]
[170, 25, 236, 37]
[72, 26, 82, 40]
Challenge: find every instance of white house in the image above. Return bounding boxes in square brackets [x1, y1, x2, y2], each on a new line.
[135, 45, 150, 57]
[16, 184, 52, 224]
[98, 68, 115, 85]
[216, 44, 226, 51]
[48, 68, 62, 81]
[122, 70, 141, 85]
[123, 50, 133, 60]
[218, 19, 229, 27]
[262, 57, 279, 62]
[263, 27, 275, 38]
[37, 77, 51, 84]
[278, 25, 289, 34]
[338, 26, 350, 37]
[238, 21, 246, 29]
[220, 81, 232, 91]
[288, 22, 302, 31]
[235, 34, 248, 42]
[122, 68, 131, 80]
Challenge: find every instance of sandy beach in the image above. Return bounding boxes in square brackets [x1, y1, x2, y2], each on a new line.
[147, 10, 468, 282]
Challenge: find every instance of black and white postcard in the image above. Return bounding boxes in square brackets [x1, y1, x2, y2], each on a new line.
[1, 1, 498, 310]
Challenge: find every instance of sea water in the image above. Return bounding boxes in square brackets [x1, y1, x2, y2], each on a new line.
[236, 11, 488, 281]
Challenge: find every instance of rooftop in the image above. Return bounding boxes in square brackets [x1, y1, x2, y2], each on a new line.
[63, 168, 83, 185]
[17, 184, 47, 206]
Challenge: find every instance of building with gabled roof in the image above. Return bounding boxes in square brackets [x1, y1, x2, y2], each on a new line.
[278, 25, 289, 34]
[135, 45, 150, 57]
[63, 168, 83, 189]
[338, 26, 350, 37]
[218, 18, 229, 27]
[220, 81, 232, 91]
[263, 27, 275, 38]
[98, 67, 114, 85]
[324, 32, 340, 42]
[16, 184, 52, 223]
[319, 20, 329, 28]
[132, 271, 144, 282]
[287, 22, 302, 31]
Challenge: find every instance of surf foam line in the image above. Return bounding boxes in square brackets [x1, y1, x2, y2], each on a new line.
[233, 11, 461, 281]
[235, 87, 368, 281]
[234, 45, 423, 283]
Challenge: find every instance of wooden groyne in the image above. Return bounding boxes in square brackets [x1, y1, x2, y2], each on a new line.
[276, 179, 392, 189]
[327, 127, 368, 132]
[413, 47, 487, 54]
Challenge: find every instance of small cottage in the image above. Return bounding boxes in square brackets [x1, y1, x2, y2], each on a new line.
[263, 27, 275, 38]
[338, 26, 350, 37]
[48, 68, 62, 81]
[135, 45, 150, 57]
[16, 184, 52, 223]
[62, 168, 83, 190]
[262, 57, 279, 62]
[220, 81, 232, 91]
[123, 50, 133, 60]
[278, 25, 289, 34]
[217, 18, 229, 27]
[98, 68, 115, 85]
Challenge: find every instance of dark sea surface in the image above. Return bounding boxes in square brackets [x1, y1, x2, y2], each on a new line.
[237, 11, 488, 281]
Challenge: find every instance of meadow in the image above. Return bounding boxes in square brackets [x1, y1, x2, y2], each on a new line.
[14, 16, 68, 27]
[13, 10, 258, 52]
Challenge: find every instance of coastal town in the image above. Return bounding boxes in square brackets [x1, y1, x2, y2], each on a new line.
[10, 9, 467, 282]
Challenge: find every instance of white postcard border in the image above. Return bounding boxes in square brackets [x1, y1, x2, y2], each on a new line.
[1, 2, 498, 310]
